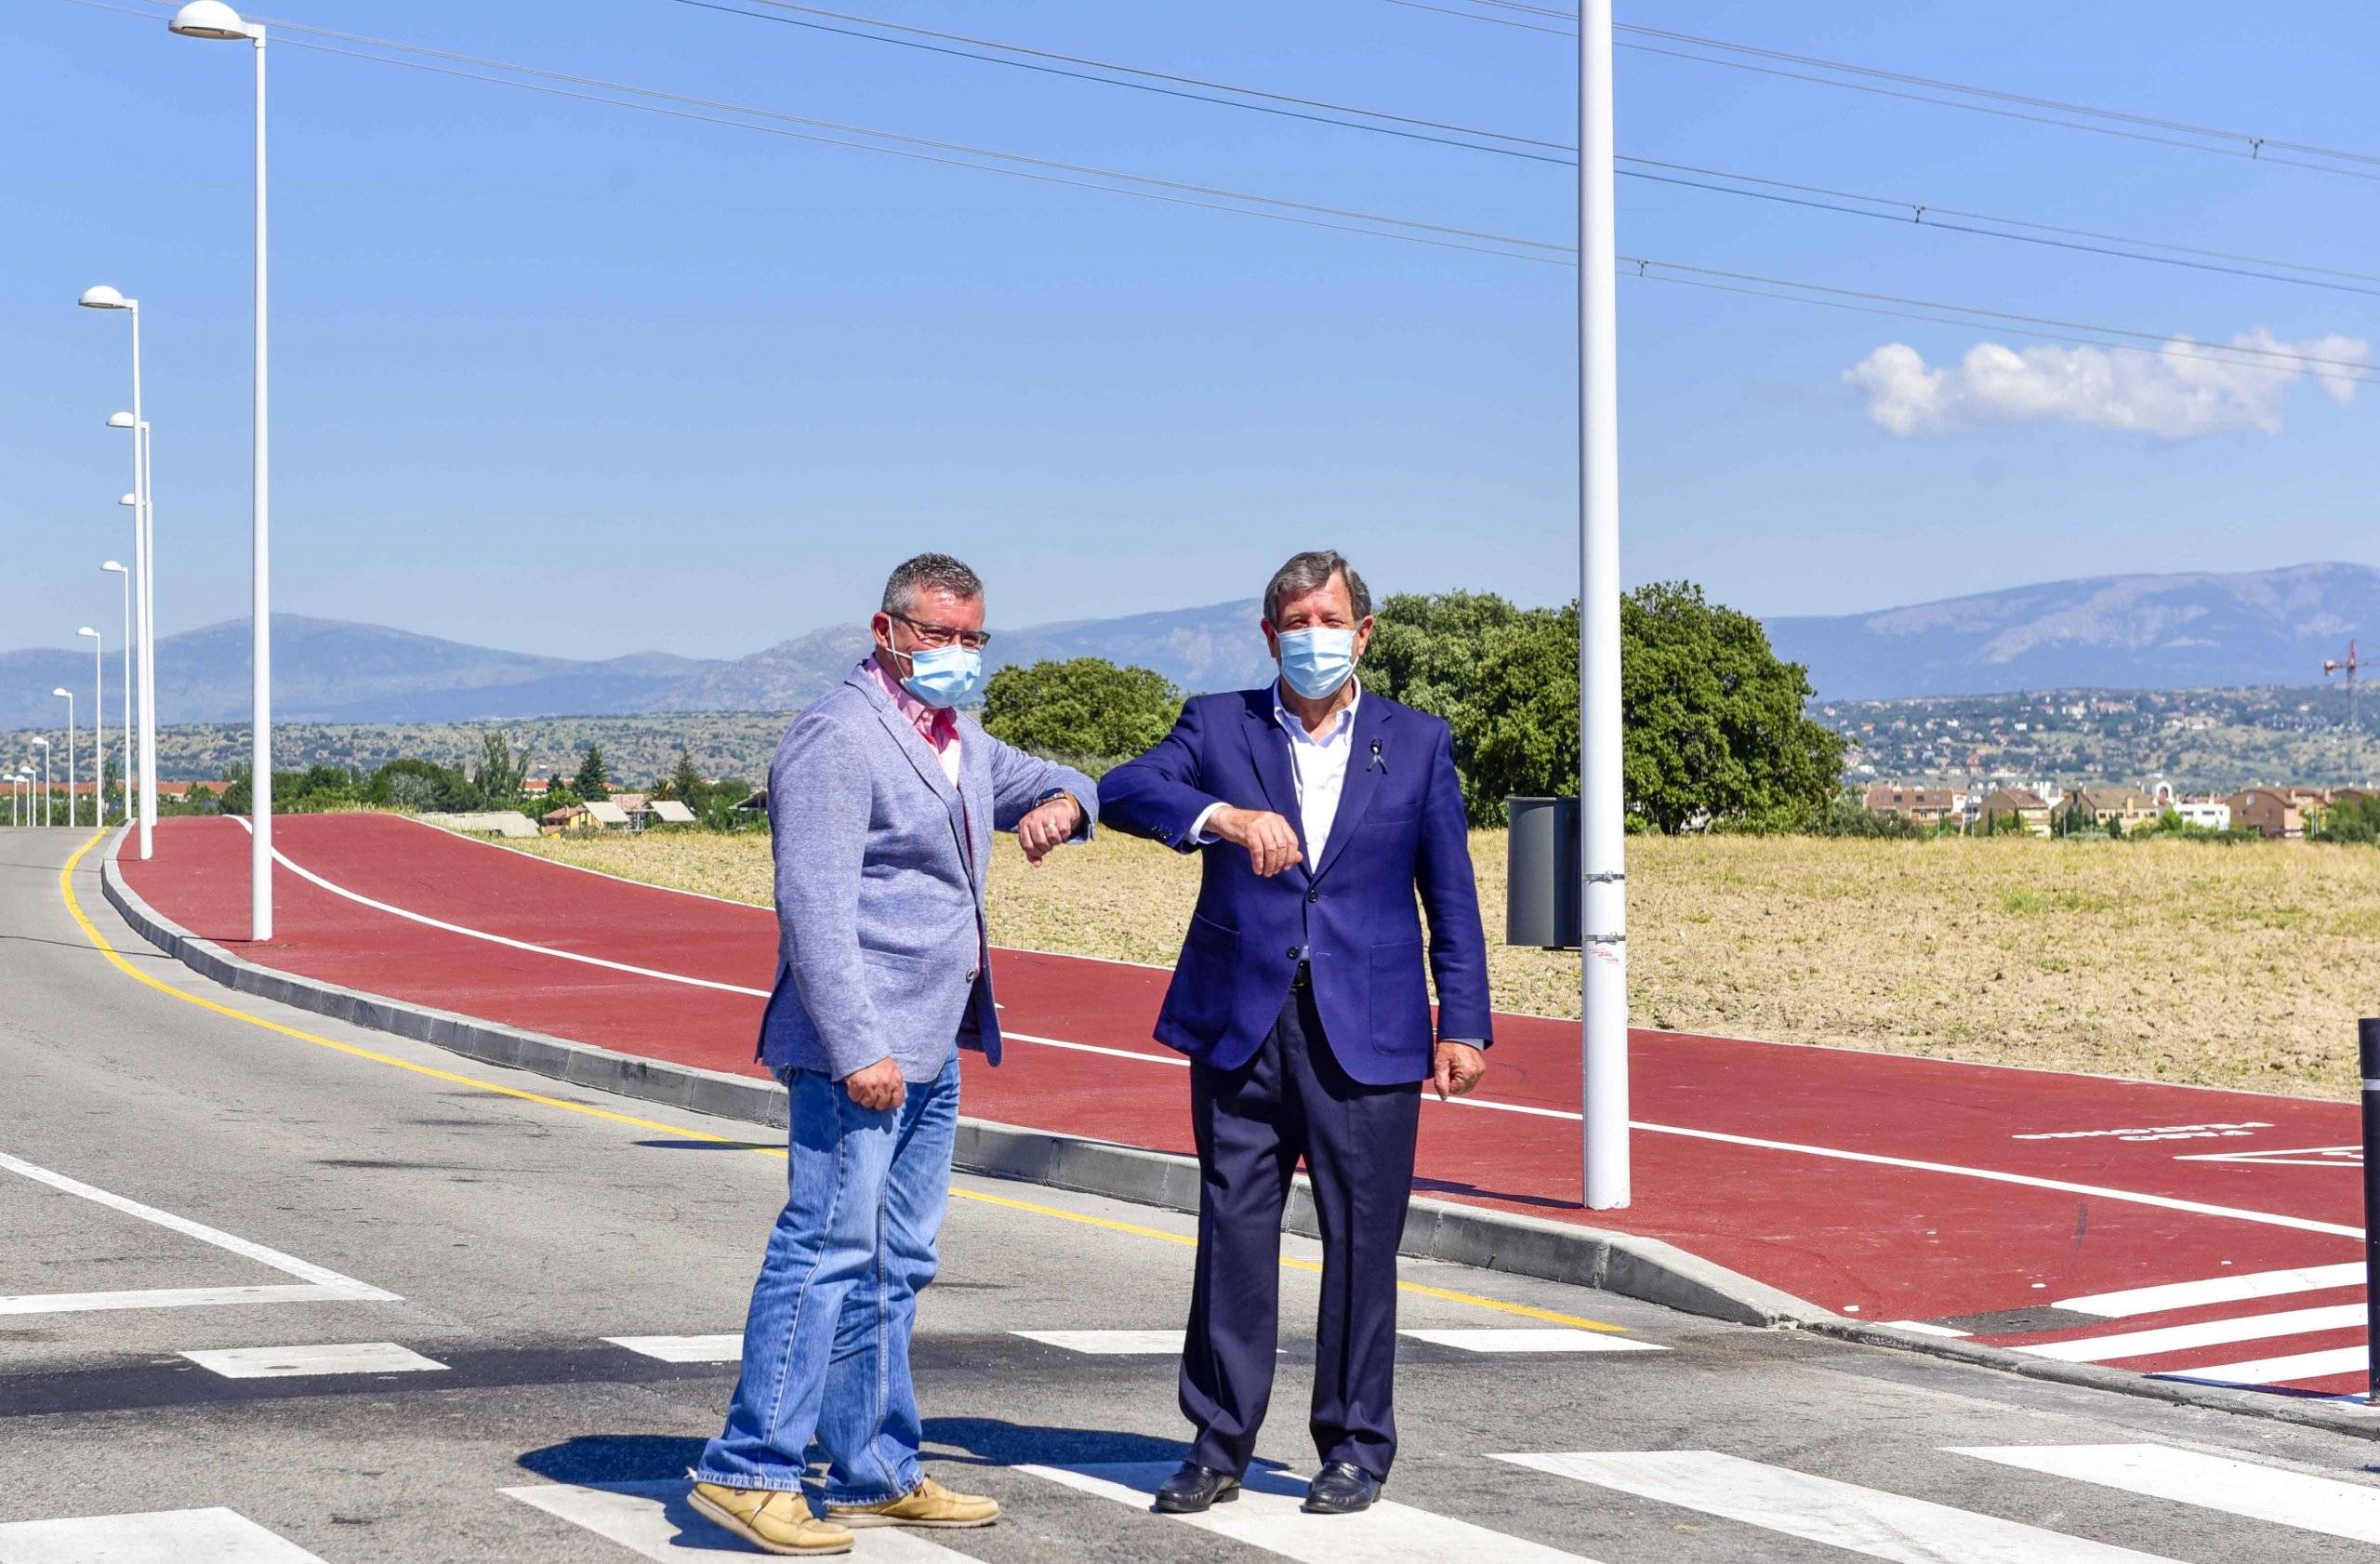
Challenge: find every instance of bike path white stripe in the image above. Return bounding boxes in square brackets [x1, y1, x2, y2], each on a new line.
[0, 1148, 397, 1314]
[1495, 1451, 2182, 1562]
[2015, 1303, 2367, 1363]
[1953, 1444, 2380, 1544]
[1023, 1461, 1598, 1562]
[179, 1342, 446, 1379]
[2056, 1263, 2364, 1319]
[0, 1507, 327, 1562]
[502, 1480, 969, 1560]
[256, 835, 2369, 1243]
[1399, 1328, 1665, 1353]
[602, 1333, 743, 1362]
[2156, 1345, 2370, 1388]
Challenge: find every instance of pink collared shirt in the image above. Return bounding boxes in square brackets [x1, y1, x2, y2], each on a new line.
[866, 656, 963, 787]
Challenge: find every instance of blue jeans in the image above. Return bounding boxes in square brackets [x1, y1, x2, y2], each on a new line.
[694, 1052, 959, 1502]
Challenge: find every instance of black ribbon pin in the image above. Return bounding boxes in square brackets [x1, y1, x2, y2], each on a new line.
[1369, 739, 1385, 773]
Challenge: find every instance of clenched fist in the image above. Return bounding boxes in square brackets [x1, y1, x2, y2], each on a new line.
[1209, 806, 1303, 877]
[1017, 794, 1084, 866]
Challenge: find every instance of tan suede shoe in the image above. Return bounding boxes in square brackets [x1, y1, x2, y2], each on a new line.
[826, 1475, 1000, 1529]
[688, 1481, 854, 1556]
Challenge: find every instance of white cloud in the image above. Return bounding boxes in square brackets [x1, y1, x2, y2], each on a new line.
[1846, 329, 2370, 440]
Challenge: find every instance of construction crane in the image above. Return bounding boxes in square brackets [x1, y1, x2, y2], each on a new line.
[2324, 639, 2360, 754]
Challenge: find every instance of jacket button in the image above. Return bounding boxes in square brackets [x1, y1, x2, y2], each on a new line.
[966, 967, 980, 982]
[1287, 946, 1302, 960]
[1307, 889, 1320, 903]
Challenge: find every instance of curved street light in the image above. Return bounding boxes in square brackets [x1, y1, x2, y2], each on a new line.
[170, 0, 272, 937]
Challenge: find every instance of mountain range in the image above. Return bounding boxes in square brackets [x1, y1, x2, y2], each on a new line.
[5, 562, 2374, 726]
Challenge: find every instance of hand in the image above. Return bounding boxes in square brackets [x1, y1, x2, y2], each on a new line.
[1209, 806, 1303, 878]
[1016, 794, 1083, 866]
[843, 1056, 906, 1112]
[1432, 1041, 1487, 1102]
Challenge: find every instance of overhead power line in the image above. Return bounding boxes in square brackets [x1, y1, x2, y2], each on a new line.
[674, 0, 1572, 162]
[1368, 0, 1577, 37]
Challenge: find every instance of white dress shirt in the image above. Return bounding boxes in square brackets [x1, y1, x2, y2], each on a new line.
[1190, 683, 1362, 862]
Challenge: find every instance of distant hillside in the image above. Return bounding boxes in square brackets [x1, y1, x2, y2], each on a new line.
[1767, 562, 2379, 700]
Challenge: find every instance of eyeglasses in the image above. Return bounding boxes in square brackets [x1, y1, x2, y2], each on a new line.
[890, 611, 993, 651]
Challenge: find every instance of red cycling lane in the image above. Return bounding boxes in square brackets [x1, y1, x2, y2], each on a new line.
[118, 812, 2363, 1323]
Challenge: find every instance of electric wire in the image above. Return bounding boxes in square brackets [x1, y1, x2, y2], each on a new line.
[676, 0, 1574, 159]
[1368, 0, 1576, 38]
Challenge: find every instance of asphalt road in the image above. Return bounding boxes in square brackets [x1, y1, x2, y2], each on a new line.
[5, 825, 2380, 1563]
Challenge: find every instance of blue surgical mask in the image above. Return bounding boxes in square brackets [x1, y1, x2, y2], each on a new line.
[1277, 627, 1357, 699]
[897, 643, 984, 709]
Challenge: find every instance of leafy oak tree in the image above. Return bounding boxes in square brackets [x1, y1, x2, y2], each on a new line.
[982, 657, 1182, 768]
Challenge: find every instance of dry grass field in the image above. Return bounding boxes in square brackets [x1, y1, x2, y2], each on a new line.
[497, 828, 2380, 1099]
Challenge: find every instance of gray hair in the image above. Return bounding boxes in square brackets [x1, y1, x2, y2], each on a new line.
[1263, 550, 1370, 624]
[881, 552, 985, 615]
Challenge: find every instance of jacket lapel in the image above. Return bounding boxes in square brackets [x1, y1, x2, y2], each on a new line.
[850, 669, 971, 873]
[1240, 689, 1307, 861]
[1312, 692, 1392, 882]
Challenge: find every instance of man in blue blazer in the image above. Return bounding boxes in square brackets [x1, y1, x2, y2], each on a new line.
[1098, 549, 1492, 1517]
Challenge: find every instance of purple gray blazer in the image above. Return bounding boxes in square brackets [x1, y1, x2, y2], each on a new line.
[756, 667, 1095, 1082]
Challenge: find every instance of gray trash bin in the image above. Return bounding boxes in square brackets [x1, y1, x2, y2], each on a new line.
[1505, 796, 1580, 949]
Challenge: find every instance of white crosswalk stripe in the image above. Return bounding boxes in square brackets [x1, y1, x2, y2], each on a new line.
[1011, 1329, 1184, 1354]
[0, 1506, 328, 1562]
[1398, 1327, 1664, 1353]
[2014, 1303, 2367, 1363]
[178, 1342, 446, 1380]
[602, 1333, 743, 1362]
[1022, 1460, 1599, 1562]
[2056, 1263, 2363, 1319]
[2154, 1345, 2371, 1389]
[1953, 1444, 2380, 1545]
[502, 1479, 972, 1560]
[1495, 1451, 2185, 1562]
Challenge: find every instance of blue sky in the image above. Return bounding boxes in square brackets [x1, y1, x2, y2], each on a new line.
[6, 1, 2376, 660]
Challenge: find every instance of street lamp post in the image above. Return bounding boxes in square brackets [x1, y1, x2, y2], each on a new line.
[78, 629, 104, 822]
[52, 689, 77, 829]
[32, 740, 50, 828]
[104, 561, 131, 825]
[1577, 0, 1631, 1210]
[171, 0, 271, 938]
[84, 290, 156, 860]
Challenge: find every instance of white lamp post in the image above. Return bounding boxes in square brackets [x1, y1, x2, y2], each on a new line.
[103, 561, 131, 825]
[1578, 0, 1631, 1209]
[171, 0, 271, 939]
[78, 629, 104, 822]
[85, 290, 157, 862]
[50, 690, 77, 829]
[32, 740, 50, 828]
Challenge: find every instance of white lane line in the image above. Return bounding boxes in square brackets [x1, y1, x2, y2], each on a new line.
[1953, 1444, 2380, 1544]
[602, 1333, 744, 1363]
[1024, 1461, 1598, 1563]
[180, 1342, 448, 1379]
[2056, 1262, 2365, 1319]
[2014, 1303, 2369, 1363]
[2154, 1345, 2373, 1388]
[1496, 1451, 2182, 1563]
[254, 832, 2373, 1240]
[0, 1506, 328, 1562]
[501, 1478, 971, 1560]
[1398, 1328, 1664, 1354]
[1880, 1320, 1971, 1338]
[1012, 1329, 1185, 1355]
[0, 1149, 397, 1316]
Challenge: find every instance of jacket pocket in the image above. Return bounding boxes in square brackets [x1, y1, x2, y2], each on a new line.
[1165, 914, 1241, 1040]
[1367, 938, 1431, 1051]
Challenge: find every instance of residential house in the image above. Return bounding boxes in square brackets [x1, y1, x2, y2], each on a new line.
[648, 799, 698, 826]
[611, 791, 652, 831]
[2225, 787, 2312, 840]
[1861, 783, 1961, 828]
[2069, 787, 2158, 833]
[541, 802, 591, 834]
[1978, 788, 2053, 837]
[2151, 782, 2231, 831]
[583, 800, 632, 830]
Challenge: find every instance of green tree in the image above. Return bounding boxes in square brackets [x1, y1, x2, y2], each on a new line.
[573, 743, 611, 801]
[664, 749, 707, 813]
[982, 657, 1183, 766]
[368, 757, 472, 812]
[471, 731, 530, 808]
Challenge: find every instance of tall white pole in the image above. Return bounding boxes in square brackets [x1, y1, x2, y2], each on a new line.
[128, 304, 156, 859]
[110, 563, 130, 828]
[1579, 0, 1631, 1211]
[41, 745, 51, 828]
[85, 631, 104, 822]
[60, 695, 77, 830]
[139, 421, 158, 857]
[248, 25, 273, 942]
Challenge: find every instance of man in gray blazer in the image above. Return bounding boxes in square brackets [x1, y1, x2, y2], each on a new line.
[692, 553, 1095, 1556]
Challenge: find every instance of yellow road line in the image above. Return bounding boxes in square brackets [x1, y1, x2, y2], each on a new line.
[57, 830, 1626, 1333]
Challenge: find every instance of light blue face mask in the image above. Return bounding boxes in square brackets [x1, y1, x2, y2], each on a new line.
[897, 643, 985, 709]
[1276, 626, 1357, 699]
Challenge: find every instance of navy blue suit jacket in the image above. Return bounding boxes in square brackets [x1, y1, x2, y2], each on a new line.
[1097, 686, 1494, 1086]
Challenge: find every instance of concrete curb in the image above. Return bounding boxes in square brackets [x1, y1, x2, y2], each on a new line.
[95, 828, 2380, 1435]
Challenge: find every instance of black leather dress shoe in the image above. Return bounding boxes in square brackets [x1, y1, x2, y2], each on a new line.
[1154, 1462, 1241, 1514]
[1301, 1461, 1382, 1515]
